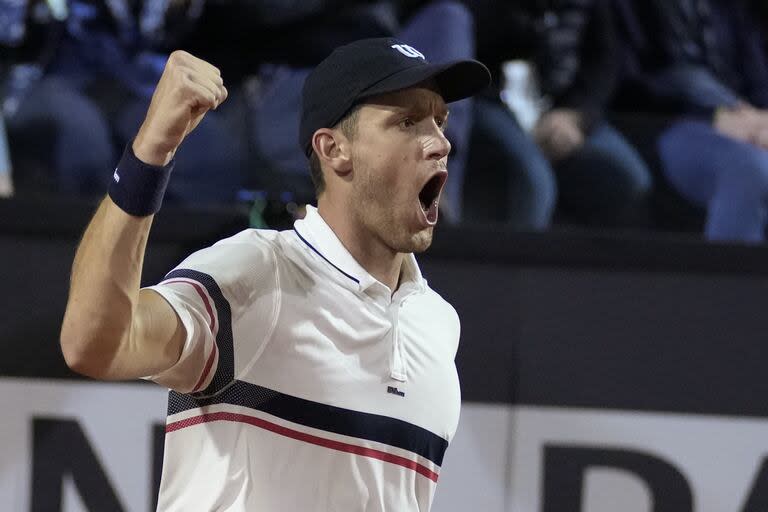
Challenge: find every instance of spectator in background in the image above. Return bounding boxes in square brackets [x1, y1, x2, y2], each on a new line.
[187, 0, 477, 222]
[464, 0, 652, 229]
[0, 0, 106, 195]
[462, 0, 556, 227]
[614, 0, 768, 243]
[2, 0, 246, 203]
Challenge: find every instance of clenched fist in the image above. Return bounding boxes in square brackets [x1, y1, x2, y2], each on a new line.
[133, 51, 228, 166]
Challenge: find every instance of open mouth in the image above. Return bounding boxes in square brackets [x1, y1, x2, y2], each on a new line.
[418, 171, 447, 225]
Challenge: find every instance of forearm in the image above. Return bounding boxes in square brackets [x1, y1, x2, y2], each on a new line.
[60, 196, 154, 377]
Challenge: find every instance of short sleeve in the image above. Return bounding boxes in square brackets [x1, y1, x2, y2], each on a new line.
[144, 229, 281, 395]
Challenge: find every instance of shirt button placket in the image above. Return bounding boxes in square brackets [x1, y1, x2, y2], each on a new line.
[389, 298, 408, 382]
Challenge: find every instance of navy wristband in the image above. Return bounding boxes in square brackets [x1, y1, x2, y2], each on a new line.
[108, 143, 174, 216]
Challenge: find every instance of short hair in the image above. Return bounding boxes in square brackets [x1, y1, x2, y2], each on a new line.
[309, 105, 360, 196]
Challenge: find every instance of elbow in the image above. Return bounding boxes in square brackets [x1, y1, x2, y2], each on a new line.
[60, 346, 92, 378]
[60, 320, 117, 380]
[60, 331, 102, 379]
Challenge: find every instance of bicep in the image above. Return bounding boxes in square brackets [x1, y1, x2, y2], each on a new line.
[125, 288, 188, 378]
[76, 289, 187, 382]
[96, 289, 187, 381]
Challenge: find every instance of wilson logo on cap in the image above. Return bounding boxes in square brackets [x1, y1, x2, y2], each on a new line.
[391, 44, 425, 59]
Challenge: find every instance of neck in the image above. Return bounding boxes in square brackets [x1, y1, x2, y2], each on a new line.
[317, 198, 405, 293]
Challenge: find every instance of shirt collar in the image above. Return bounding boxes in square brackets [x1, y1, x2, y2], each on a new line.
[293, 206, 425, 295]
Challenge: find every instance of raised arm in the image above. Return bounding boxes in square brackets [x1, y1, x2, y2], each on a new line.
[60, 50, 227, 381]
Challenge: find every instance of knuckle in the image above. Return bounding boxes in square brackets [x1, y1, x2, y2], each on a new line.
[167, 50, 184, 66]
[171, 50, 190, 61]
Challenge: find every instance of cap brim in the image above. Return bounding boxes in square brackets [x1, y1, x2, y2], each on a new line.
[359, 59, 491, 104]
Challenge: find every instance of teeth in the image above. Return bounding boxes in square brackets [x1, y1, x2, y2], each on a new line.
[422, 201, 437, 215]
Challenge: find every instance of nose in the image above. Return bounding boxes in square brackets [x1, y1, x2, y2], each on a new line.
[425, 126, 452, 161]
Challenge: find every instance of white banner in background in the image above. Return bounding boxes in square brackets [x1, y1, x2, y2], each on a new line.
[0, 378, 167, 512]
[0, 378, 509, 512]
[3, 378, 768, 512]
[509, 406, 768, 512]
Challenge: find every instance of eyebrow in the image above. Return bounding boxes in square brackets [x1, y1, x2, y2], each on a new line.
[394, 102, 449, 119]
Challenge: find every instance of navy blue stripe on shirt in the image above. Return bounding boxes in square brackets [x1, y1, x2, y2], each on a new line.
[293, 228, 360, 284]
[163, 269, 234, 396]
[167, 380, 449, 467]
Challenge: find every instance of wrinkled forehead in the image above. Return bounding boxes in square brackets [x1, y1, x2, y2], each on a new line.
[360, 80, 449, 116]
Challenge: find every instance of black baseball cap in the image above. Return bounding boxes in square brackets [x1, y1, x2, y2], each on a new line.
[299, 37, 491, 156]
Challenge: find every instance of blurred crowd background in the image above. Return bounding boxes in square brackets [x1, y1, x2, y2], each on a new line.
[3, 0, 768, 243]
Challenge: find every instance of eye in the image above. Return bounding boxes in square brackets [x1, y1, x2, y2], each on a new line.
[435, 117, 448, 131]
[399, 118, 415, 129]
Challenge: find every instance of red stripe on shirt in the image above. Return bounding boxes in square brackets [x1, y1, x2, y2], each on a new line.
[161, 278, 217, 334]
[161, 278, 218, 392]
[166, 412, 440, 482]
[191, 343, 218, 392]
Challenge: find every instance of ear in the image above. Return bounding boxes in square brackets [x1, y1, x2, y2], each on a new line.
[312, 128, 353, 176]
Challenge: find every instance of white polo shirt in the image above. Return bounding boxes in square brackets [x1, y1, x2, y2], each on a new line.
[146, 206, 461, 511]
